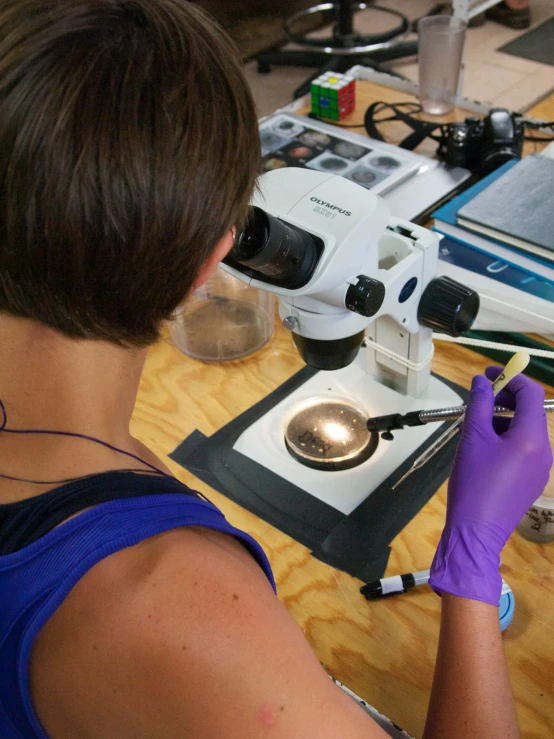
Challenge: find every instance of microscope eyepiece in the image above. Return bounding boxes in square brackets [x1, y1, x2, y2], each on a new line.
[230, 207, 269, 263]
[226, 206, 322, 289]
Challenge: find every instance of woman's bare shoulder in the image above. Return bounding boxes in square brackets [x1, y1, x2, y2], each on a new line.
[29, 525, 386, 739]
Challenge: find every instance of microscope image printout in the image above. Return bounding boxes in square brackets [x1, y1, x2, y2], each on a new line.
[259, 114, 420, 196]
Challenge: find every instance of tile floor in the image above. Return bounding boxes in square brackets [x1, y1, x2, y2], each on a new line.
[245, 0, 554, 118]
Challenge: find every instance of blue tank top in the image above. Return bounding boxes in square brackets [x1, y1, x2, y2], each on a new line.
[0, 473, 275, 738]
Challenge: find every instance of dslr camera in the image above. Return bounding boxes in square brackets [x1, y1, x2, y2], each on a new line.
[443, 107, 524, 175]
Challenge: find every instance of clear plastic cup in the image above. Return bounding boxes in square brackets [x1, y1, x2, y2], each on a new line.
[170, 266, 274, 362]
[517, 494, 554, 544]
[418, 16, 467, 116]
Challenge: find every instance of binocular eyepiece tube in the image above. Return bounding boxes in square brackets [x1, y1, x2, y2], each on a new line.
[224, 206, 479, 372]
[225, 207, 362, 370]
[226, 207, 322, 290]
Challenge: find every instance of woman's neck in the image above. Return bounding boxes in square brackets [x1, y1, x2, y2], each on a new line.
[0, 314, 163, 502]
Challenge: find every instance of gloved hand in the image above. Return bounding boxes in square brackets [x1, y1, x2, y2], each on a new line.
[429, 366, 553, 606]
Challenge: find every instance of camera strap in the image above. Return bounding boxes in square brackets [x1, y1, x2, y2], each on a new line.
[363, 102, 448, 151]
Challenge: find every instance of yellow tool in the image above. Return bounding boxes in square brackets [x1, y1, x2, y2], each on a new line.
[391, 351, 531, 490]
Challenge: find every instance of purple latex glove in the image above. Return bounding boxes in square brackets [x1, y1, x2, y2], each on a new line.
[429, 367, 553, 605]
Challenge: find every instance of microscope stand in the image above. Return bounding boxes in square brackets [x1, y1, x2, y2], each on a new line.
[232, 353, 463, 515]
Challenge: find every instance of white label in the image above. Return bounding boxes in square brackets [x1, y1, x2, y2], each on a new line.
[500, 579, 512, 597]
[520, 504, 554, 536]
[381, 575, 404, 595]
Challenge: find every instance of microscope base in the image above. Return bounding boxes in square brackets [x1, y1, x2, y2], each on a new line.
[233, 362, 463, 515]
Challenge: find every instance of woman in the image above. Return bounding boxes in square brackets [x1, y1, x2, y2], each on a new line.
[0, 2, 550, 737]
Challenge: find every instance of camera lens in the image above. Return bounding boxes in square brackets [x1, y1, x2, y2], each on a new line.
[481, 149, 519, 176]
[229, 206, 321, 289]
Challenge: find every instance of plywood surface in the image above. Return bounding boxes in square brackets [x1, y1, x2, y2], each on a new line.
[131, 83, 554, 738]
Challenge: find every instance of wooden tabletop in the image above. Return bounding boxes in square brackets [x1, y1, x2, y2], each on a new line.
[131, 81, 554, 739]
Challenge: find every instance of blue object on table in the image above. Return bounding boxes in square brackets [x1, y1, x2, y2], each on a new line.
[499, 582, 515, 632]
[435, 232, 554, 300]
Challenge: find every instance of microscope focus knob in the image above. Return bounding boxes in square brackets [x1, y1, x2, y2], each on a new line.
[345, 275, 385, 318]
[418, 276, 480, 337]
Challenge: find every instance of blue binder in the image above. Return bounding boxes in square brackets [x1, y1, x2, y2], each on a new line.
[435, 232, 554, 301]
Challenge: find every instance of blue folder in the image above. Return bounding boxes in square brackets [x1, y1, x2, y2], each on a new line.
[435, 232, 554, 301]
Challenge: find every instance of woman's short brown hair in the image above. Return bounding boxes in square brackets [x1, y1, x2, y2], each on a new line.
[0, 0, 260, 346]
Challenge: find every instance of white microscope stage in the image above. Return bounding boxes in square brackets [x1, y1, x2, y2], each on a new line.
[233, 353, 462, 515]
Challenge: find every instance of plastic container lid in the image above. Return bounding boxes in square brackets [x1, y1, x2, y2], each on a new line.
[499, 579, 515, 632]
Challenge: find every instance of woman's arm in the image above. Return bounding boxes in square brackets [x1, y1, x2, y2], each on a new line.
[424, 594, 519, 739]
[425, 368, 552, 739]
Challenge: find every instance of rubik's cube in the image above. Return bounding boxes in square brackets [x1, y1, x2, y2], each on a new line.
[311, 72, 355, 121]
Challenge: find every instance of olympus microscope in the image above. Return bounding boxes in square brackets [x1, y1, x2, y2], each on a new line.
[222, 168, 479, 515]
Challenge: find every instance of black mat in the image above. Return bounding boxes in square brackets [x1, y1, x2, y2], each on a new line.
[171, 355, 468, 582]
[171, 366, 343, 552]
[498, 17, 554, 66]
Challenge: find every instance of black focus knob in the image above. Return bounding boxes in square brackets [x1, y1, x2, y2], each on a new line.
[345, 275, 385, 318]
[418, 276, 479, 336]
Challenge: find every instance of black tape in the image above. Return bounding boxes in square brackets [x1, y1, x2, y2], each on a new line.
[171, 368, 467, 581]
[312, 397, 465, 582]
[170, 366, 344, 551]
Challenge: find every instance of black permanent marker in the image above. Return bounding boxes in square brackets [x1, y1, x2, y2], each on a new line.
[360, 569, 430, 599]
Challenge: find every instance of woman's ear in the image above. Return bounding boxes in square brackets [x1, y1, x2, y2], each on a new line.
[191, 229, 235, 292]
